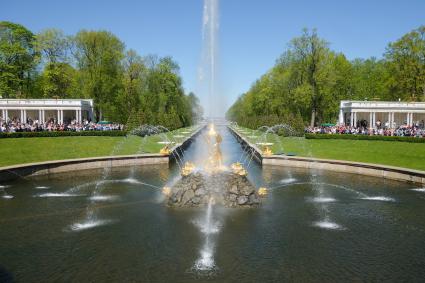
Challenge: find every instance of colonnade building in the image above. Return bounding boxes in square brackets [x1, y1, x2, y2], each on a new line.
[338, 101, 425, 129]
[0, 99, 94, 124]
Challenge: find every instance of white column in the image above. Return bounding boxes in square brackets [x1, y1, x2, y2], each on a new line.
[20, 110, 24, 123]
[354, 112, 357, 127]
[1, 109, 4, 120]
[57, 109, 60, 123]
[5, 109, 9, 121]
[391, 112, 395, 129]
[78, 109, 82, 124]
[24, 110, 27, 123]
[369, 112, 373, 128]
[38, 110, 41, 123]
[339, 109, 344, 125]
[60, 109, 64, 124]
[372, 112, 376, 128]
[350, 112, 354, 127]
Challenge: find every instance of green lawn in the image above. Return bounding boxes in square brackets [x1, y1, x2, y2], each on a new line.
[233, 127, 425, 171]
[0, 127, 198, 167]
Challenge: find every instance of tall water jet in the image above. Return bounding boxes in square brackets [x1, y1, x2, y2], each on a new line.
[200, 0, 220, 117]
[194, 197, 218, 271]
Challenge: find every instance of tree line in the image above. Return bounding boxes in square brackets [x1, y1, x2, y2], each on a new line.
[226, 26, 425, 130]
[0, 21, 203, 130]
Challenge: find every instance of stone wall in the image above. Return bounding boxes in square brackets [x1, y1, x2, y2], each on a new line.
[0, 154, 169, 182]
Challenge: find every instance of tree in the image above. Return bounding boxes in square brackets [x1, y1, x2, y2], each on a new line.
[0, 21, 39, 97]
[187, 92, 204, 122]
[35, 29, 77, 98]
[289, 28, 331, 127]
[40, 62, 78, 98]
[120, 49, 146, 123]
[36, 28, 71, 64]
[73, 30, 125, 121]
[385, 25, 425, 101]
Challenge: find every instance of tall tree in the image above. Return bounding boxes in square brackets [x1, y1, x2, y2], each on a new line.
[187, 92, 203, 123]
[0, 21, 39, 98]
[385, 25, 425, 101]
[36, 28, 71, 64]
[289, 28, 330, 127]
[73, 30, 125, 121]
[36, 28, 77, 98]
[40, 62, 77, 98]
[120, 49, 146, 123]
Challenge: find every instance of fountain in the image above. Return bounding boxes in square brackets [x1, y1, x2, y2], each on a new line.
[166, 124, 262, 208]
[0, 185, 14, 199]
[2, 123, 425, 281]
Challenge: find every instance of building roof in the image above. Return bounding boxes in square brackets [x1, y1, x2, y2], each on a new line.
[0, 99, 93, 108]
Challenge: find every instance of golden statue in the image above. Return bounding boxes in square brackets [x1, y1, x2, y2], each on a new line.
[181, 161, 195, 176]
[204, 124, 224, 171]
[231, 162, 247, 176]
[258, 187, 268, 197]
[262, 146, 273, 156]
[160, 144, 171, 155]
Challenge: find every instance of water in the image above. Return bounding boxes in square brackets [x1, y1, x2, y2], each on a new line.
[1, 127, 425, 282]
[194, 198, 219, 271]
[199, 0, 220, 117]
[0, 185, 14, 199]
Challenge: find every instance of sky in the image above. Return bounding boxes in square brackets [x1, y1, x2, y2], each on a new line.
[1, 0, 424, 114]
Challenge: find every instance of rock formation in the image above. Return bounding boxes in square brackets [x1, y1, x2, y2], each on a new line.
[167, 171, 260, 208]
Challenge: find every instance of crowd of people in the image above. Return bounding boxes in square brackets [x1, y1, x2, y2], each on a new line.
[306, 120, 425, 138]
[0, 117, 124, 133]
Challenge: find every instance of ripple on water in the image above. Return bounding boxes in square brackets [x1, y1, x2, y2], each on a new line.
[194, 249, 215, 271]
[360, 196, 395, 202]
[35, 186, 50, 190]
[69, 220, 113, 231]
[411, 188, 425, 193]
[36, 193, 85, 198]
[2, 195, 14, 199]
[89, 195, 119, 201]
[309, 197, 337, 203]
[313, 221, 344, 230]
[279, 178, 297, 184]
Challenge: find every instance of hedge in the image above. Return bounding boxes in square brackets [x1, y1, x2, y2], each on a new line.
[0, 130, 127, 139]
[305, 133, 425, 143]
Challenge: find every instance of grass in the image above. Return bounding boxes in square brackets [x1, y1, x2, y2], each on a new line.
[0, 127, 198, 167]
[233, 127, 425, 171]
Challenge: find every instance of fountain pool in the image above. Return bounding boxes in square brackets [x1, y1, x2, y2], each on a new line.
[1, 126, 425, 282]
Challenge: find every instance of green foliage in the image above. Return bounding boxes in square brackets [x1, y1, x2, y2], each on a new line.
[41, 62, 78, 98]
[0, 21, 202, 127]
[74, 30, 125, 121]
[0, 21, 39, 98]
[305, 133, 425, 143]
[128, 56, 195, 130]
[187, 92, 203, 123]
[227, 26, 425, 129]
[0, 130, 127, 139]
[35, 28, 71, 64]
[385, 26, 425, 101]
